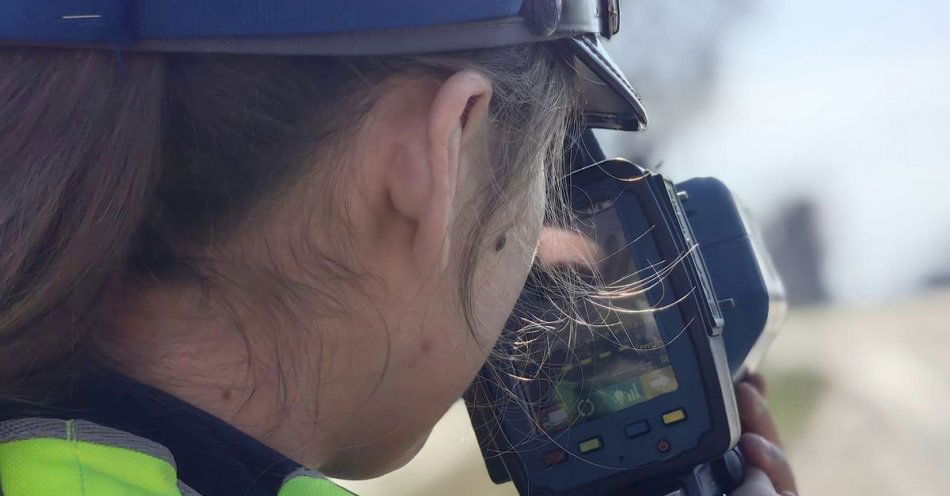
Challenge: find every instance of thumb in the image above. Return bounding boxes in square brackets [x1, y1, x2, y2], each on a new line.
[740, 433, 797, 495]
[729, 467, 778, 496]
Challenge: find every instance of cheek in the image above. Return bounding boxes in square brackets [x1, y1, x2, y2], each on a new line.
[469, 187, 546, 351]
[339, 182, 546, 476]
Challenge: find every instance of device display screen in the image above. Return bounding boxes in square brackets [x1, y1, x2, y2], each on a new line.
[527, 203, 680, 433]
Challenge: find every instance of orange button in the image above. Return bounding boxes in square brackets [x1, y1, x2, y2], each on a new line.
[543, 449, 567, 466]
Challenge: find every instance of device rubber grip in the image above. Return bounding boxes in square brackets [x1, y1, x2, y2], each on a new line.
[713, 448, 746, 493]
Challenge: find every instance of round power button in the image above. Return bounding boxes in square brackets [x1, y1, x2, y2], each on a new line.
[657, 439, 672, 453]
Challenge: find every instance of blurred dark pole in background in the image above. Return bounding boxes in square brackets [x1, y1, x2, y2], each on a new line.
[923, 247, 950, 291]
[764, 200, 830, 306]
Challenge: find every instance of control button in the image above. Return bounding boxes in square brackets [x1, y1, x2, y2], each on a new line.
[578, 436, 603, 454]
[624, 419, 651, 438]
[543, 449, 568, 466]
[657, 439, 672, 453]
[540, 406, 570, 432]
[662, 408, 688, 426]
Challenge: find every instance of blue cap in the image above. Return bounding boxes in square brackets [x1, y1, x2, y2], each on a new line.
[0, 0, 647, 130]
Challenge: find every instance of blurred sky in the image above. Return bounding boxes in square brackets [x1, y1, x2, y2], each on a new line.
[603, 0, 950, 303]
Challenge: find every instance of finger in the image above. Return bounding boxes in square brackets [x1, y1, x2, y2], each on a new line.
[740, 433, 798, 495]
[728, 467, 778, 496]
[781, 492, 799, 496]
[743, 371, 767, 396]
[736, 381, 783, 447]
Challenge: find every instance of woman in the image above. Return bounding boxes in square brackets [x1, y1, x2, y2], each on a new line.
[0, 30, 795, 496]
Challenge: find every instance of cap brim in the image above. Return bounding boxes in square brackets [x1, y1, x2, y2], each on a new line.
[566, 35, 649, 131]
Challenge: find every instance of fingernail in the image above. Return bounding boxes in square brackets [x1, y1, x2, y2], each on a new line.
[751, 433, 769, 450]
[741, 382, 768, 410]
[741, 433, 775, 459]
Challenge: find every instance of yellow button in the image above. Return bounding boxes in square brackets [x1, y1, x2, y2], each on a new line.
[578, 437, 602, 453]
[662, 409, 687, 425]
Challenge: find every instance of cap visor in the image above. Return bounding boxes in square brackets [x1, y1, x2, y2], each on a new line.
[566, 35, 649, 131]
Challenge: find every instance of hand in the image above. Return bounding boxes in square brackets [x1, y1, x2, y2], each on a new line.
[730, 373, 799, 496]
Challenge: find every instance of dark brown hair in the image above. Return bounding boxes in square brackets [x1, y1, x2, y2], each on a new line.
[0, 45, 573, 402]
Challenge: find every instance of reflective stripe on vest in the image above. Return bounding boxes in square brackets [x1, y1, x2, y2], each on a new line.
[279, 469, 355, 496]
[0, 418, 183, 495]
[0, 418, 353, 496]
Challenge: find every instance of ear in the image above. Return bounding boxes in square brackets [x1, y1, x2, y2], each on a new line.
[388, 70, 493, 272]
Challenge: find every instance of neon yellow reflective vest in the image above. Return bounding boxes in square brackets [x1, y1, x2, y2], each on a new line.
[0, 418, 354, 496]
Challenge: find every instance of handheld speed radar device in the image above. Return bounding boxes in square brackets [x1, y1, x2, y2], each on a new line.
[2, 2, 786, 495]
[465, 133, 786, 496]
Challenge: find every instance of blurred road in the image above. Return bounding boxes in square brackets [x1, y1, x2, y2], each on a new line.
[336, 291, 950, 495]
[767, 290, 950, 495]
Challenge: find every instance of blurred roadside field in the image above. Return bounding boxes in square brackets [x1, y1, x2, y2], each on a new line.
[336, 290, 950, 495]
